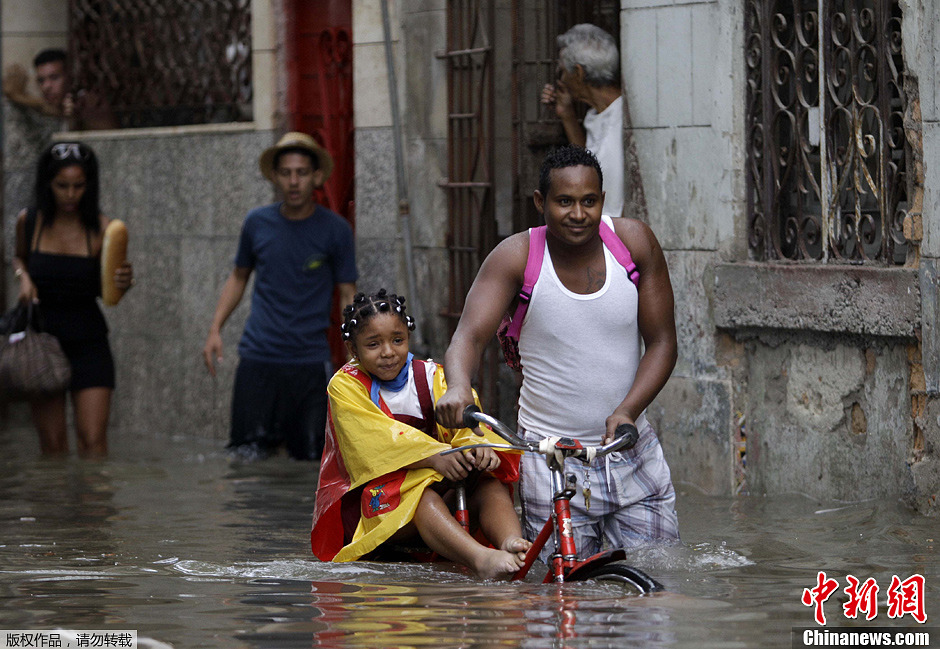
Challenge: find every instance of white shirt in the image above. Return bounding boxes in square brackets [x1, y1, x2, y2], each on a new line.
[583, 95, 625, 219]
[517, 215, 646, 442]
[378, 360, 438, 419]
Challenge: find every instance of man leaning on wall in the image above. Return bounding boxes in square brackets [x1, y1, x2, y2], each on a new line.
[540, 24, 625, 219]
[3, 48, 118, 131]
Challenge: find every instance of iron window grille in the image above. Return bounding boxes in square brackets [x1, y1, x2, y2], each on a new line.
[69, 0, 252, 129]
[745, 0, 911, 264]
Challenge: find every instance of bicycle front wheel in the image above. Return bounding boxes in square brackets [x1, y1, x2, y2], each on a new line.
[569, 560, 664, 594]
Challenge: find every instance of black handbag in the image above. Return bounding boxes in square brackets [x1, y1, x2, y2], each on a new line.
[0, 302, 71, 398]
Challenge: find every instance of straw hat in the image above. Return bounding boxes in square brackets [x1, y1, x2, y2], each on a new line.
[258, 132, 334, 182]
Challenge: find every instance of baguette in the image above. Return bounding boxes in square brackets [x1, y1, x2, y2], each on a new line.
[101, 219, 128, 306]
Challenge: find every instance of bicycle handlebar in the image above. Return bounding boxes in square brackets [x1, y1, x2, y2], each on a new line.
[461, 405, 639, 461]
[462, 405, 529, 447]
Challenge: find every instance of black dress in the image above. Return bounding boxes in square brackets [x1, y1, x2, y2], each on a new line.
[25, 210, 115, 391]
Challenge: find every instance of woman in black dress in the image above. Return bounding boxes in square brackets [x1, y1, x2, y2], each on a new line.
[11, 142, 133, 457]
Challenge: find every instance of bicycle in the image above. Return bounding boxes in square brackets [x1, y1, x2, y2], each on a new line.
[444, 405, 664, 594]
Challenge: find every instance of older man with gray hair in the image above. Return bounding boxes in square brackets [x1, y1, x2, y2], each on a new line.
[541, 23, 624, 218]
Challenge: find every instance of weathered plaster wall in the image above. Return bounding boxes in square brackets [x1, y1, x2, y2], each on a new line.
[621, 0, 739, 494]
[901, 0, 940, 515]
[744, 336, 914, 501]
[352, 0, 454, 357]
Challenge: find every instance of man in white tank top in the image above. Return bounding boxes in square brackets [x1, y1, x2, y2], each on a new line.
[437, 146, 679, 557]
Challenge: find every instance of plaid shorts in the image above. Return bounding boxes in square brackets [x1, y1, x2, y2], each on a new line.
[518, 421, 679, 562]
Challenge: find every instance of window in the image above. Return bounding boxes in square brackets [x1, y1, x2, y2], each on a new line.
[69, 0, 252, 129]
[745, 0, 911, 263]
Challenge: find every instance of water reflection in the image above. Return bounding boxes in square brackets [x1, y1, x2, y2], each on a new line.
[224, 575, 680, 648]
[0, 427, 937, 648]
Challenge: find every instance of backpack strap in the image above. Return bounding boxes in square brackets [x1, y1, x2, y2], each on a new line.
[598, 217, 640, 286]
[503, 220, 639, 343]
[505, 226, 546, 340]
[411, 359, 438, 439]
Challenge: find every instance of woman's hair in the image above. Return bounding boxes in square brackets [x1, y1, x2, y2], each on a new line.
[34, 141, 102, 232]
[556, 23, 620, 88]
[341, 289, 416, 343]
[538, 145, 604, 197]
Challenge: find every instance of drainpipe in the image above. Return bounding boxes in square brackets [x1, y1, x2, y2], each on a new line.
[0, 18, 5, 313]
[381, 0, 424, 350]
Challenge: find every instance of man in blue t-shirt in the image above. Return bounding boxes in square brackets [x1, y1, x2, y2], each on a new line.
[203, 132, 358, 461]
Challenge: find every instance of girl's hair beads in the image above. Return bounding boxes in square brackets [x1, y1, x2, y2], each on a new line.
[341, 289, 415, 342]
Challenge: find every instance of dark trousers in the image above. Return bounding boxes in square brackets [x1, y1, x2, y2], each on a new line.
[228, 357, 330, 461]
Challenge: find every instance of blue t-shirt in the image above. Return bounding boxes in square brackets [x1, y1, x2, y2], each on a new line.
[234, 202, 358, 363]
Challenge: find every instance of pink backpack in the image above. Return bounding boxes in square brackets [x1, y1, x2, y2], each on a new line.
[497, 220, 640, 371]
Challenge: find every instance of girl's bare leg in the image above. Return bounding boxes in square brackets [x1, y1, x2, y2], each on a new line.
[470, 476, 532, 558]
[73, 387, 111, 458]
[31, 393, 68, 455]
[413, 488, 524, 580]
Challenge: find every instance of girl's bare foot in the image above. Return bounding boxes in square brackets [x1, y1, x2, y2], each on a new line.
[501, 536, 532, 561]
[475, 548, 525, 581]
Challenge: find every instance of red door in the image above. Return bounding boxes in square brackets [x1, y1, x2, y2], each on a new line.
[287, 0, 354, 370]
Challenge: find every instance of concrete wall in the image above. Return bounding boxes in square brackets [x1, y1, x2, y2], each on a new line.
[351, 0, 453, 357]
[621, 0, 741, 496]
[623, 0, 939, 513]
[88, 126, 274, 440]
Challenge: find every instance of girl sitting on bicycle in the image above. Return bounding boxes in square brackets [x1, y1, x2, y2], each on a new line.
[310, 289, 531, 580]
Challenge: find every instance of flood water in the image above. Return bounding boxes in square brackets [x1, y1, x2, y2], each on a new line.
[0, 426, 937, 648]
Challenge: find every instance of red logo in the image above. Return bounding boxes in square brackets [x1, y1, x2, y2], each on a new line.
[361, 470, 405, 519]
[887, 574, 926, 624]
[802, 571, 840, 625]
[802, 572, 927, 625]
[843, 576, 879, 621]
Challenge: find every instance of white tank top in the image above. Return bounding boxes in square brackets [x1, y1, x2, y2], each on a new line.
[517, 215, 645, 442]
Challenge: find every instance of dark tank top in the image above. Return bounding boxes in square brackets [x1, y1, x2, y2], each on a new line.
[26, 209, 108, 342]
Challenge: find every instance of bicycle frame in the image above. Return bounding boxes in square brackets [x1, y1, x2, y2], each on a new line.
[451, 419, 634, 584]
[510, 454, 628, 583]
[446, 405, 661, 591]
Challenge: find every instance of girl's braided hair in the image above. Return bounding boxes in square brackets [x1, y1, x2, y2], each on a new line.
[341, 289, 416, 342]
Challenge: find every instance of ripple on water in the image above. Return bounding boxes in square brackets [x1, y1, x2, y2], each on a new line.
[615, 540, 754, 575]
[168, 557, 475, 584]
